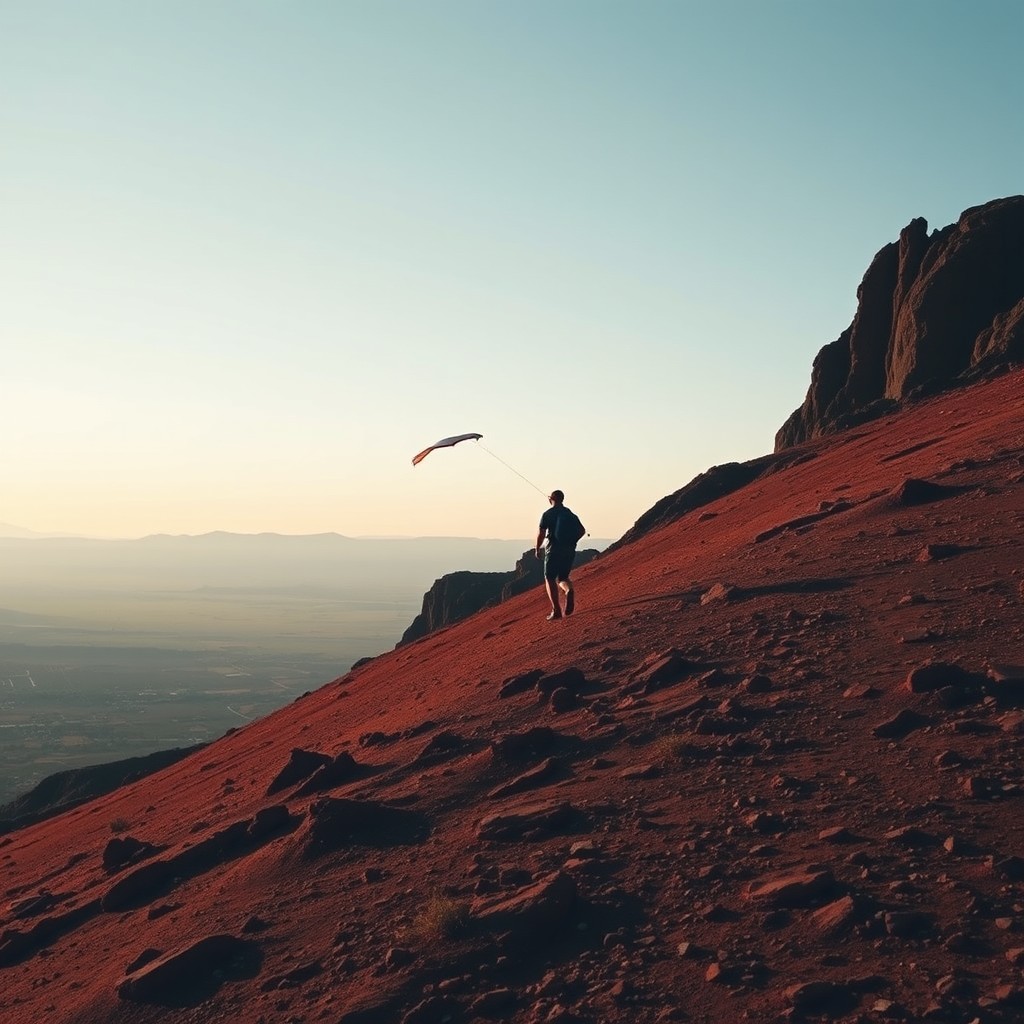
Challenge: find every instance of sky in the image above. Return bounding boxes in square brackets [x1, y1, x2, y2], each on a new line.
[2, 1, 1021, 542]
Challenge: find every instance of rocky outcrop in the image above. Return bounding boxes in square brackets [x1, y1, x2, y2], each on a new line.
[777, 196, 1024, 450]
[608, 459, 774, 553]
[398, 548, 600, 645]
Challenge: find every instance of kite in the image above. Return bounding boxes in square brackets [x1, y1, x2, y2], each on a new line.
[411, 432, 483, 467]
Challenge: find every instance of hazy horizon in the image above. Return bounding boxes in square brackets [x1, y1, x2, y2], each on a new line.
[1, 521, 613, 543]
[0, 532, 576, 804]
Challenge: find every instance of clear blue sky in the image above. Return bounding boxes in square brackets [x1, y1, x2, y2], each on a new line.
[2, 1, 1021, 539]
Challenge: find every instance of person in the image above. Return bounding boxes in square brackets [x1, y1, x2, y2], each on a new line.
[535, 490, 584, 621]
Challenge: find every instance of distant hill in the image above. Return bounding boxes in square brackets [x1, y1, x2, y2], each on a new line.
[0, 533, 541, 592]
[0, 744, 206, 835]
[0, 522, 79, 539]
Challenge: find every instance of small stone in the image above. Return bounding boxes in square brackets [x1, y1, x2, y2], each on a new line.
[818, 826, 857, 844]
[385, 946, 414, 969]
[873, 709, 928, 739]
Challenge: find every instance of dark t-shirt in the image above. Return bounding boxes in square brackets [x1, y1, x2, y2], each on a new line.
[539, 505, 579, 549]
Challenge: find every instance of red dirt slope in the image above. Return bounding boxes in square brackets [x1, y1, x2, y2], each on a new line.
[2, 371, 1023, 1024]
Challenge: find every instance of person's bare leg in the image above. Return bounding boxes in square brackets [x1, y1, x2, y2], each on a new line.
[545, 578, 562, 618]
[559, 579, 575, 615]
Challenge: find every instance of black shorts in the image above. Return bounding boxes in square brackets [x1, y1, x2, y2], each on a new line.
[544, 545, 576, 582]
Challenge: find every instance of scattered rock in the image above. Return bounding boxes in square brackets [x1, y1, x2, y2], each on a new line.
[892, 478, 959, 506]
[266, 748, 331, 796]
[304, 798, 428, 856]
[746, 867, 840, 908]
[818, 826, 858, 844]
[872, 709, 928, 738]
[471, 871, 577, 938]
[811, 895, 858, 936]
[905, 661, 980, 693]
[385, 946, 414, 969]
[292, 752, 361, 796]
[844, 683, 881, 699]
[549, 687, 577, 713]
[103, 836, 161, 874]
[117, 934, 261, 1002]
[498, 669, 544, 699]
[787, 980, 855, 1014]
[628, 649, 701, 693]
[962, 775, 1001, 799]
[490, 727, 561, 763]
[883, 910, 936, 937]
[537, 668, 588, 704]
[701, 583, 738, 605]
[477, 801, 574, 842]
[248, 805, 291, 840]
[413, 731, 468, 765]
[916, 543, 965, 562]
[884, 825, 937, 848]
[469, 988, 516, 1016]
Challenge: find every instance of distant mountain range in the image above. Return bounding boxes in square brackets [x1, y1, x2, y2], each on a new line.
[0, 522, 80, 539]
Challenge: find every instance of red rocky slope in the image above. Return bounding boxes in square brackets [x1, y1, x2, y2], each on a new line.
[2, 371, 1023, 1024]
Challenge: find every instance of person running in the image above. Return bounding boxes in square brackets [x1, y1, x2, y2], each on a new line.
[535, 490, 585, 620]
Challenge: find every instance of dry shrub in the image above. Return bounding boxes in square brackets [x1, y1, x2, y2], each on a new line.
[649, 733, 690, 762]
[408, 892, 470, 943]
[109, 817, 131, 834]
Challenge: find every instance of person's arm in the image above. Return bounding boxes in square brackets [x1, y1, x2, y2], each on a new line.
[535, 526, 545, 558]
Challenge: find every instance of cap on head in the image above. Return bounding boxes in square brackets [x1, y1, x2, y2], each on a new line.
[549, 489, 564, 502]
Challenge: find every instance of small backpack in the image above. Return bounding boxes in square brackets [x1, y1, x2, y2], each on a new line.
[553, 507, 586, 548]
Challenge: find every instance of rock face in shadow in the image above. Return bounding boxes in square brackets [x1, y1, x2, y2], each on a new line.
[302, 797, 429, 856]
[398, 548, 600, 645]
[777, 196, 1024, 450]
[117, 934, 262, 1005]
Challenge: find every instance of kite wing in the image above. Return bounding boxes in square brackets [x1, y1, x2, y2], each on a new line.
[412, 432, 483, 467]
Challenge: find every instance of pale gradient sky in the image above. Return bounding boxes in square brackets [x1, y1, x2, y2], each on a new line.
[2, 1, 1021, 540]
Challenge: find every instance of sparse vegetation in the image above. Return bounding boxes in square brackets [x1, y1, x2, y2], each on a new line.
[109, 816, 130, 833]
[408, 892, 470, 943]
[649, 732, 691, 762]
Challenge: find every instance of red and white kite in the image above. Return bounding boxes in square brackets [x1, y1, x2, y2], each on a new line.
[411, 432, 483, 467]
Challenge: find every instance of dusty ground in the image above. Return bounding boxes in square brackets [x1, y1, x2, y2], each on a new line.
[2, 370, 1023, 1024]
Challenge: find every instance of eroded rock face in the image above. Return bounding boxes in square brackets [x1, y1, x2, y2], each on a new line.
[399, 549, 600, 645]
[777, 196, 1024, 450]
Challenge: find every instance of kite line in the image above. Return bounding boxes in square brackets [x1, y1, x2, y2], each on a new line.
[474, 441, 548, 497]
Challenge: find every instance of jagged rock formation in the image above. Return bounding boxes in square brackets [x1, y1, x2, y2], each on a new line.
[777, 195, 1024, 450]
[398, 548, 600, 645]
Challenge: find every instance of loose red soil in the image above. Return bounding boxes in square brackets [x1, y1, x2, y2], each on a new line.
[2, 372, 1023, 1024]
